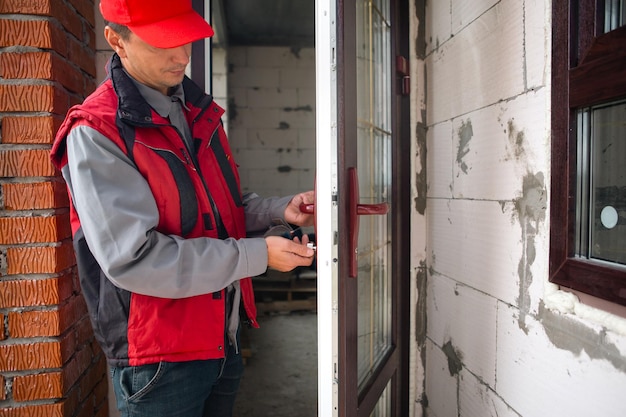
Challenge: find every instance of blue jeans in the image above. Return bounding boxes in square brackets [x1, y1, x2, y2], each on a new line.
[110, 341, 244, 417]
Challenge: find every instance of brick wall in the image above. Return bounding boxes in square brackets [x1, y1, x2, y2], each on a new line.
[0, 1, 109, 416]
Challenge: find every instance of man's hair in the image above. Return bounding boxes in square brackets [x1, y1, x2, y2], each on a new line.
[104, 20, 131, 40]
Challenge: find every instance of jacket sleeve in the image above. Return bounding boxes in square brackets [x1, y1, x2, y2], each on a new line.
[243, 193, 293, 235]
[64, 125, 269, 299]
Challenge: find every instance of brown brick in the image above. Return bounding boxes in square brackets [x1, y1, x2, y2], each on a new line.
[0, 215, 71, 244]
[68, 0, 95, 27]
[61, 389, 81, 417]
[75, 400, 95, 417]
[68, 35, 96, 78]
[85, 77, 97, 96]
[63, 344, 92, 392]
[60, 295, 88, 333]
[94, 402, 110, 417]
[75, 320, 90, 348]
[47, 295, 89, 338]
[59, 329, 79, 366]
[70, 268, 81, 295]
[0, 0, 52, 14]
[2, 0, 94, 42]
[9, 309, 61, 338]
[0, 341, 63, 372]
[0, 277, 72, 308]
[7, 242, 75, 274]
[13, 371, 63, 401]
[0, 19, 65, 50]
[0, 52, 53, 79]
[63, 347, 95, 401]
[8, 58, 77, 100]
[75, 402, 94, 417]
[0, 85, 66, 113]
[50, 0, 83, 41]
[93, 371, 110, 412]
[52, 53, 86, 94]
[0, 402, 64, 417]
[79, 357, 106, 403]
[0, 149, 56, 177]
[3, 182, 69, 211]
[74, 314, 94, 348]
[0, 116, 61, 145]
[87, 24, 96, 52]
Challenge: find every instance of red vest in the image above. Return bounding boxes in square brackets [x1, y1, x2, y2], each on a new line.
[51, 55, 258, 367]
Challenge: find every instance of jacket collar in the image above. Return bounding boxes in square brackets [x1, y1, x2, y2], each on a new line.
[108, 53, 212, 125]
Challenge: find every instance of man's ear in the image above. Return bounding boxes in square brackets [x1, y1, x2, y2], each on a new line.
[104, 26, 127, 57]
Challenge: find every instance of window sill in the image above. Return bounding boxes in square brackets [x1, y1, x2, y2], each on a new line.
[544, 285, 626, 335]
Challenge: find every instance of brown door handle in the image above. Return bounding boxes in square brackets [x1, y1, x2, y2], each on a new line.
[348, 167, 388, 277]
[300, 167, 389, 278]
[300, 200, 388, 216]
[356, 202, 389, 215]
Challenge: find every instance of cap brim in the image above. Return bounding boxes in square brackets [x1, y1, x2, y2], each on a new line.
[129, 11, 214, 48]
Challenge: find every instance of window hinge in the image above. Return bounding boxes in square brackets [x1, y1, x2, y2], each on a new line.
[396, 55, 410, 96]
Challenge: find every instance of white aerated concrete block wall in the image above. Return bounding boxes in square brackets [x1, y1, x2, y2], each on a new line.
[227, 47, 316, 198]
[417, 0, 626, 416]
[211, 46, 229, 134]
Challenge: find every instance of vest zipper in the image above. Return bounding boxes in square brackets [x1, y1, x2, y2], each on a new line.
[140, 123, 228, 238]
[180, 147, 192, 165]
[185, 123, 229, 239]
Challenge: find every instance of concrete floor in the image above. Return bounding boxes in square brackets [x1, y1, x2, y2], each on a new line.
[107, 311, 317, 417]
[234, 312, 318, 417]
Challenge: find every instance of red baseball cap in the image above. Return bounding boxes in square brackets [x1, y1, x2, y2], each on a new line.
[100, 0, 214, 48]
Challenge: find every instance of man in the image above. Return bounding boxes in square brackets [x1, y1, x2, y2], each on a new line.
[50, 0, 316, 416]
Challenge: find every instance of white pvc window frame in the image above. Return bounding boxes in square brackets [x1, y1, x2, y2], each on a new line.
[315, 0, 339, 415]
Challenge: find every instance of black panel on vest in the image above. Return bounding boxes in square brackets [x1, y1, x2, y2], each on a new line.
[204, 133, 244, 207]
[153, 149, 199, 237]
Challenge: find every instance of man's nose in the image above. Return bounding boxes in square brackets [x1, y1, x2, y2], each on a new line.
[172, 44, 192, 64]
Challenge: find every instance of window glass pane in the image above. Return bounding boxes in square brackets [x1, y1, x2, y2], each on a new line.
[577, 100, 626, 265]
[369, 381, 391, 417]
[603, 0, 626, 33]
[356, 0, 393, 388]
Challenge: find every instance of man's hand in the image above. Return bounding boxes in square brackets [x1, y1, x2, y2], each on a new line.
[265, 235, 315, 272]
[284, 190, 314, 227]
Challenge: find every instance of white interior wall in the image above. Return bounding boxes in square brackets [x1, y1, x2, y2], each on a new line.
[408, 0, 428, 415]
[414, 1, 626, 416]
[227, 46, 316, 198]
[211, 46, 229, 133]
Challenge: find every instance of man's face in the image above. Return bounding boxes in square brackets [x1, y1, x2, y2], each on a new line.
[105, 27, 192, 95]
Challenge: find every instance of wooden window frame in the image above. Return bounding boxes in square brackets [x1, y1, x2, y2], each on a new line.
[550, 0, 626, 306]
